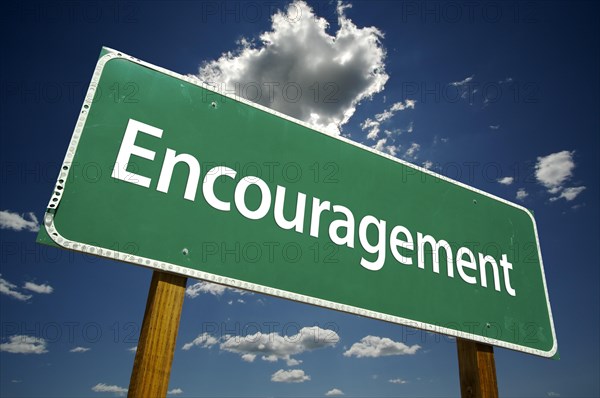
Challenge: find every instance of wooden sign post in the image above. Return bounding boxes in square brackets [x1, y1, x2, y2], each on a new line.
[128, 271, 187, 398]
[457, 338, 499, 398]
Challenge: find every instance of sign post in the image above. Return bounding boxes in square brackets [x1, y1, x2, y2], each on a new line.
[457, 339, 499, 398]
[128, 271, 187, 397]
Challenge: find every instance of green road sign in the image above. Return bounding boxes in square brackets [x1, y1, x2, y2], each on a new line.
[38, 47, 557, 357]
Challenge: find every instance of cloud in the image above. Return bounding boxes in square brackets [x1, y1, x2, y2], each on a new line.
[0, 275, 32, 301]
[547, 392, 560, 397]
[70, 347, 90, 353]
[489, 125, 500, 130]
[422, 160, 433, 170]
[362, 100, 415, 140]
[128, 346, 137, 353]
[0, 335, 48, 354]
[271, 369, 310, 383]
[535, 150, 575, 193]
[198, 0, 388, 135]
[404, 142, 420, 160]
[168, 388, 183, 395]
[450, 75, 474, 87]
[497, 176, 514, 185]
[183, 326, 338, 365]
[325, 388, 345, 396]
[181, 332, 220, 351]
[0, 210, 39, 232]
[389, 378, 408, 384]
[91, 383, 127, 396]
[371, 138, 398, 157]
[185, 281, 251, 298]
[550, 186, 586, 202]
[516, 188, 528, 201]
[343, 336, 420, 358]
[23, 282, 54, 294]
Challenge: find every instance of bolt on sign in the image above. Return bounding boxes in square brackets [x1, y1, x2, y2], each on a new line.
[38, 47, 557, 358]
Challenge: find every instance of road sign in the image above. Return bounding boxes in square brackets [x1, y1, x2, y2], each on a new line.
[38, 47, 557, 357]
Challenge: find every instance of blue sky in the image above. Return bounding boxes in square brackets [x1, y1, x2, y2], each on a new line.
[0, 1, 599, 397]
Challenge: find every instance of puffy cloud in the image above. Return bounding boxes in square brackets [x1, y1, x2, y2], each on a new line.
[23, 282, 53, 294]
[325, 388, 345, 396]
[0, 275, 32, 301]
[404, 142, 420, 159]
[389, 378, 408, 384]
[198, 1, 388, 134]
[0, 210, 39, 232]
[422, 160, 433, 170]
[91, 383, 127, 396]
[450, 75, 474, 87]
[489, 125, 500, 130]
[70, 347, 90, 353]
[535, 151, 575, 193]
[168, 388, 183, 395]
[271, 369, 310, 383]
[0, 335, 48, 354]
[343, 335, 420, 358]
[362, 100, 415, 140]
[516, 188, 528, 201]
[185, 281, 251, 298]
[497, 176, 514, 185]
[128, 346, 137, 353]
[371, 138, 398, 157]
[550, 186, 586, 202]
[182, 326, 338, 365]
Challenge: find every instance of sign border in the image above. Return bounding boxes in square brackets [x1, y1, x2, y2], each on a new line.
[42, 47, 557, 357]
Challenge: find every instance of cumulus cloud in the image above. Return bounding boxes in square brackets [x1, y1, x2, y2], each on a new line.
[197, 0, 388, 134]
[422, 160, 433, 170]
[489, 125, 500, 130]
[535, 151, 575, 193]
[325, 388, 345, 396]
[497, 176, 514, 185]
[404, 142, 420, 160]
[182, 326, 338, 365]
[185, 281, 251, 298]
[0, 335, 48, 354]
[271, 369, 310, 383]
[168, 388, 183, 395]
[516, 188, 528, 201]
[23, 282, 54, 294]
[450, 75, 474, 87]
[91, 383, 127, 396]
[389, 378, 408, 384]
[70, 347, 90, 353]
[371, 138, 398, 157]
[0, 210, 39, 232]
[0, 275, 32, 301]
[550, 186, 586, 202]
[343, 336, 420, 358]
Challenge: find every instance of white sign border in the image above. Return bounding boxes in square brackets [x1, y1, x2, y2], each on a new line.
[43, 47, 558, 358]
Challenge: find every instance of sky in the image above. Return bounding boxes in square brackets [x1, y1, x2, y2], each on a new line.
[0, 0, 599, 397]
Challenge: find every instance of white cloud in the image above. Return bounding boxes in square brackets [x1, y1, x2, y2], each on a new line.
[535, 150, 575, 193]
[271, 369, 310, 383]
[91, 383, 127, 396]
[497, 176, 514, 185]
[450, 75, 474, 87]
[185, 281, 251, 298]
[198, 0, 388, 135]
[128, 346, 137, 353]
[23, 282, 54, 294]
[0, 210, 39, 232]
[362, 100, 415, 140]
[325, 388, 345, 396]
[168, 388, 183, 395]
[389, 378, 408, 384]
[550, 186, 586, 202]
[181, 332, 219, 351]
[489, 125, 500, 130]
[183, 326, 338, 365]
[404, 142, 420, 159]
[0, 275, 32, 301]
[343, 335, 420, 358]
[547, 392, 560, 397]
[70, 347, 90, 353]
[516, 188, 528, 201]
[422, 160, 433, 170]
[0, 335, 48, 354]
[371, 138, 398, 157]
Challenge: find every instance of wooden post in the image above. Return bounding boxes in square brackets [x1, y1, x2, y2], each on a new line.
[456, 338, 499, 398]
[128, 271, 187, 398]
